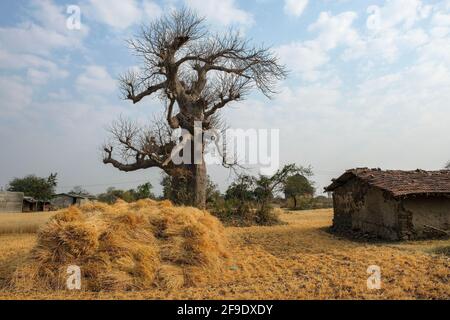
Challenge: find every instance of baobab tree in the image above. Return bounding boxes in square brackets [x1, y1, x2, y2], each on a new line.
[103, 9, 286, 209]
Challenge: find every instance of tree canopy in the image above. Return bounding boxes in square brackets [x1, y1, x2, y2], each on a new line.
[69, 186, 92, 197]
[97, 182, 155, 204]
[7, 173, 57, 200]
[284, 173, 315, 208]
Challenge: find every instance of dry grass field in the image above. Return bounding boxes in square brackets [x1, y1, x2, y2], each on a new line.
[0, 208, 448, 300]
[0, 212, 56, 234]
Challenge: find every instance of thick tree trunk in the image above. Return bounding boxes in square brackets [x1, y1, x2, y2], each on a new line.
[293, 196, 297, 209]
[191, 161, 207, 209]
[190, 125, 207, 210]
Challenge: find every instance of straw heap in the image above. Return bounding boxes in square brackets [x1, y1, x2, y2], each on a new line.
[11, 199, 229, 292]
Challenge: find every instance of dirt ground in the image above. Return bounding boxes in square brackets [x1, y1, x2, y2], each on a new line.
[0, 209, 448, 300]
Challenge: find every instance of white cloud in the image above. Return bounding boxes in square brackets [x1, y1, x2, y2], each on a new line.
[0, 77, 33, 115]
[0, 49, 69, 86]
[341, 1, 439, 64]
[351, 61, 450, 133]
[2, 0, 450, 195]
[0, 24, 74, 56]
[185, 0, 254, 27]
[31, 0, 85, 35]
[227, 1, 450, 189]
[27, 69, 51, 86]
[88, 0, 142, 29]
[344, 26, 432, 63]
[76, 65, 116, 95]
[0, 0, 85, 89]
[276, 41, 329, 80]
[0, 49, 64, 73]
[87, 0, 163, 29]
[48, 89, 72, 101]
[432, 12, 450, 27]
[430, 11, 450, 37]
[143, 1, 163, 21]
[366, 0, 431, 33]
[0, 0, 88, 56]
[276, 11, 359, 80]
[417, 37, 450, 65]
[223, 56, 450, 192]
[87, 0, 251, 30]
[284, 0, 309, 17]
[309, 11, 360, 50]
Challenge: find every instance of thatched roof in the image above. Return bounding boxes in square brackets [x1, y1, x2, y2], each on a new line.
[325, 168, 450, 198]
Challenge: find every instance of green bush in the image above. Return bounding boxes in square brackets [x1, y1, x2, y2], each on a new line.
[286, 195, 333, 210]
[210, 199, 281, 227]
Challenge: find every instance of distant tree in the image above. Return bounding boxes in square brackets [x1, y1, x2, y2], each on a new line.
[7, 173, 58, 200]
[254, 164, 310, 211]
[225, 175, 256, 203]
[69, 186, 92, 197]
[221, 164, 310, 224]
[97, 187, 131, 204]
[283, 173, 315, 208]
[47, 173, 58, 189]
[135, 182, 155, 200]
[97, 187, 121, 204]
[225, 164, 311, 207]
[445, 161, 450, 170]
[97, 182, 156, 204]
[206, 178, 221, 206]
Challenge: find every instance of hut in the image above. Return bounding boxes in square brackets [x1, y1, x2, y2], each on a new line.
[0, 192, 24, 213]
[22, 197, 51, 212]
[325, 168, 450, 240]
[51, 193, 95, 209]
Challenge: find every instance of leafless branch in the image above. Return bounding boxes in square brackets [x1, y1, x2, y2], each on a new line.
[117, 9, 286, 111]
[102, 116, 177, 173]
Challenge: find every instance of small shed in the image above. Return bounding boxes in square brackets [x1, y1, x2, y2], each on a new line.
[51, 193, 95, 210]
[325, 169, 450, 240]
[0, 192, 24, 213]
[22, 197, 51, 212]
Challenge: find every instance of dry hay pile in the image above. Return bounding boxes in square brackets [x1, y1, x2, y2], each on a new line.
[11, 200, 229, 292]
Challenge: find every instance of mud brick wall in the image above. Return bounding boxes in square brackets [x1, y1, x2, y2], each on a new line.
[0, 192, 24, 213]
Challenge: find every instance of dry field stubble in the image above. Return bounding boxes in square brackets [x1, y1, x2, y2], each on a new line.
[0, 212, 56, 234]
[0, 208, 448, 300]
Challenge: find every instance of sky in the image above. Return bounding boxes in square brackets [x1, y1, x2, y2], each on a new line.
[0, 0, 450, 196]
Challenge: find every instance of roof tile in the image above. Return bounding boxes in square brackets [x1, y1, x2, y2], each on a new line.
[325, 168, 450, 197]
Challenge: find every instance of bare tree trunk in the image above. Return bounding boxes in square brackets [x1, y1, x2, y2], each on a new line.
[189, 127, 207, 209]
[293, 196, 297, 209]
[191, 161, 207, 209]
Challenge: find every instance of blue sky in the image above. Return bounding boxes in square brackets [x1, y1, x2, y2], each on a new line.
[1, 0, 450, 195]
